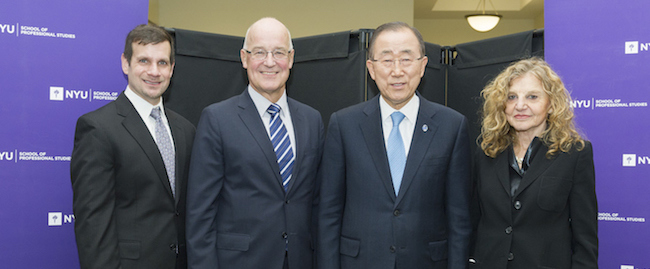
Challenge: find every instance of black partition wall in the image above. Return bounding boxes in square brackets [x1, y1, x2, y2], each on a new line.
[448, 30, 544, 154]
[164, 28, 544, 152]
[164, 29, 374, 128]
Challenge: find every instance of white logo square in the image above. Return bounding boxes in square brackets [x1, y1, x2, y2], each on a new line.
[48, 212, 62, 226]
[621, 265, 634, 269]
[50, 86, 64, 101]
[625, 41, 639, 54]
[623, 154, 637, 167]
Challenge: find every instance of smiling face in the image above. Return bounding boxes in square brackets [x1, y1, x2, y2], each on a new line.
[241, 18, 294, 103]
[121, 41, 174, 106]
[505, 72, 552, 138]
[367, 28, 427, 110]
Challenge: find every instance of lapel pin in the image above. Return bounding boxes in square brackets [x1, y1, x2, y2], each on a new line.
[422, 124, 428, 132]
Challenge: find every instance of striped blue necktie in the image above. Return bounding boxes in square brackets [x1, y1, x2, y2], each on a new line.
[387, 111, 406, 195]
[267, 104, 294, 192]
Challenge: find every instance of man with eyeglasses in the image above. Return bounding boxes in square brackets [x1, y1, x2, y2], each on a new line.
[317, 21, 471, 269]
[186, 17, 324, 269]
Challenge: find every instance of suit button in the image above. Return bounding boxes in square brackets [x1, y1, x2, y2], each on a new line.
[514, 201, 521, 210]
[505, 226, 513, 234]
[175, 210, 180, 216]
[282, 232, 288, 239]
[169, 243, 177, 252]
[393, 210, 400, 216]
[389, 246, 396, 253]
[285, 200, 290, 204]
[508, 252, 514, 261]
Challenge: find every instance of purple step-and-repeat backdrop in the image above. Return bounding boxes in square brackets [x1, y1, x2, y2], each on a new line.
[0, 1, 147, 267]
[1, 1, 648, 268]
[547, 1, 650, 268]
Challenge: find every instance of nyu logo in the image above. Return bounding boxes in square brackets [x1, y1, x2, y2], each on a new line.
[623, 154, 637, 167]
[0, 151, 15, 161]
[48, 212, 75, 226]
[50, 86, 64, 101]
[0, 23, 17, 35]
[49, 86, 89, 101]
[571, 99, 592, 109]
[625, 41, 650, 54]
[622, 153, 650, 167]
[626, 41, 639, 54]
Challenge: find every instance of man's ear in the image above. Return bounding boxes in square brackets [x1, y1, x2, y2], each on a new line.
[240, 49, 248, 69]
[121, 53, 130, 75]
[367, 60, 376, 80]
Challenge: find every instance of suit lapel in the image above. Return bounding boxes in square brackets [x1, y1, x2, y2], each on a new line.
[237, 90, 285, 190]
[395, 99, 438, 205]
[168, 110, 187, 205]
[493, 151, 511, 196]
[116, 94, 175, 199]
[285, 98, 304, 194]
[360, 96, 397, 201]
[514, 143, 554, 198]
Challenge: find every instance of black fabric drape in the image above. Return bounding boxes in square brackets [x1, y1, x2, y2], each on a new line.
[164, 29, 247, 126]
[164, 27, 543, 144]
[165, 29, 368, 127]
[447, 30, 543, 154]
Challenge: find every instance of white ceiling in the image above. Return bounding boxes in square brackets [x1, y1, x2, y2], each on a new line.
[415, 0, 544, 20]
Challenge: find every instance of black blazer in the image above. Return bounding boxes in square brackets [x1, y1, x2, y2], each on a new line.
[470, 141, 598, 269]
[185, 90, 324, 269]
[317, 95, 472, 269]
[71, 93, 195, 269]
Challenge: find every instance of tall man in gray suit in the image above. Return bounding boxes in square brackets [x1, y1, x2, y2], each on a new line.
[317, 22, 471, 269]
[186, 18, 324, 269]
[71, 24, 195, 269]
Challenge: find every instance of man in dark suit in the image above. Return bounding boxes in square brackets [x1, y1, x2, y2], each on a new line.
[71, 24, 195, 269]
[185, 17, 324, 269]
[317, 22, 471, 269]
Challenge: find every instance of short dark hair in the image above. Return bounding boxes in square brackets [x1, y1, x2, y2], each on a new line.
[123, 24, 174, 64]
[368, 21, 426, 59]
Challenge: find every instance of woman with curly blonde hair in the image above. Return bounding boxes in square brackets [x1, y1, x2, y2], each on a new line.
[469, 57, 598, 268]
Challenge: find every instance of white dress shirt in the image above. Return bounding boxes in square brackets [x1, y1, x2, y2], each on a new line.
[124, 87, 176, 151]
[248, 86, 296, 158]
[380, 94, 419, 157]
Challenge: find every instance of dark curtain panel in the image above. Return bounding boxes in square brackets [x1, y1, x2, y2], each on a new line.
[447, 30, 543, 154]
[164, 29, 247, 126]
[164, 29, 369, 127]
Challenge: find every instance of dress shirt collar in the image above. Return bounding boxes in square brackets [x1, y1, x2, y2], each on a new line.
[379, 93, 419, 125]
[124, 86, 167, 120]
[248, 85, 290, 118]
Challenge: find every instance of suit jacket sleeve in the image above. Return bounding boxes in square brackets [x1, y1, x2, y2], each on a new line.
[186, 107, 224, 269]
[446, 116, 472, 268]
[70, 115, 121, 269]
[569, 142, 598, 268]
[316, 112, 346, 269]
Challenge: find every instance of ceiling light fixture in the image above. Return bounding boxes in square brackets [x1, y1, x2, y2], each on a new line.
[465, 0, 501, 32]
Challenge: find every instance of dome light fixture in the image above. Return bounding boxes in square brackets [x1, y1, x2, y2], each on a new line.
[465, 0, 502, 32]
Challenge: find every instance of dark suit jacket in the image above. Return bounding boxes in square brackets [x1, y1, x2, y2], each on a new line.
[317, 94, 472, 269]
[185, 90, 324, 269]
[470, 142, 598, 269]
[71, 93, 195, 269]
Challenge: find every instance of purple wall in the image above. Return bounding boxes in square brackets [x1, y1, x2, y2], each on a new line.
[546, 1, 650, 268]
[0, 1, 147, 267]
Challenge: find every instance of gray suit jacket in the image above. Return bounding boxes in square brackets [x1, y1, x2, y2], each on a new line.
[317, 94, 472, 269]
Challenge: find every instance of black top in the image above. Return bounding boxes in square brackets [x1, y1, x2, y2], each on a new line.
[508, 137, 543, 197]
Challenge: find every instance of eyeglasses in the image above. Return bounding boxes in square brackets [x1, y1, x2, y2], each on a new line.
[370, 56, 425, 68]
[244, 49, 292, 61]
